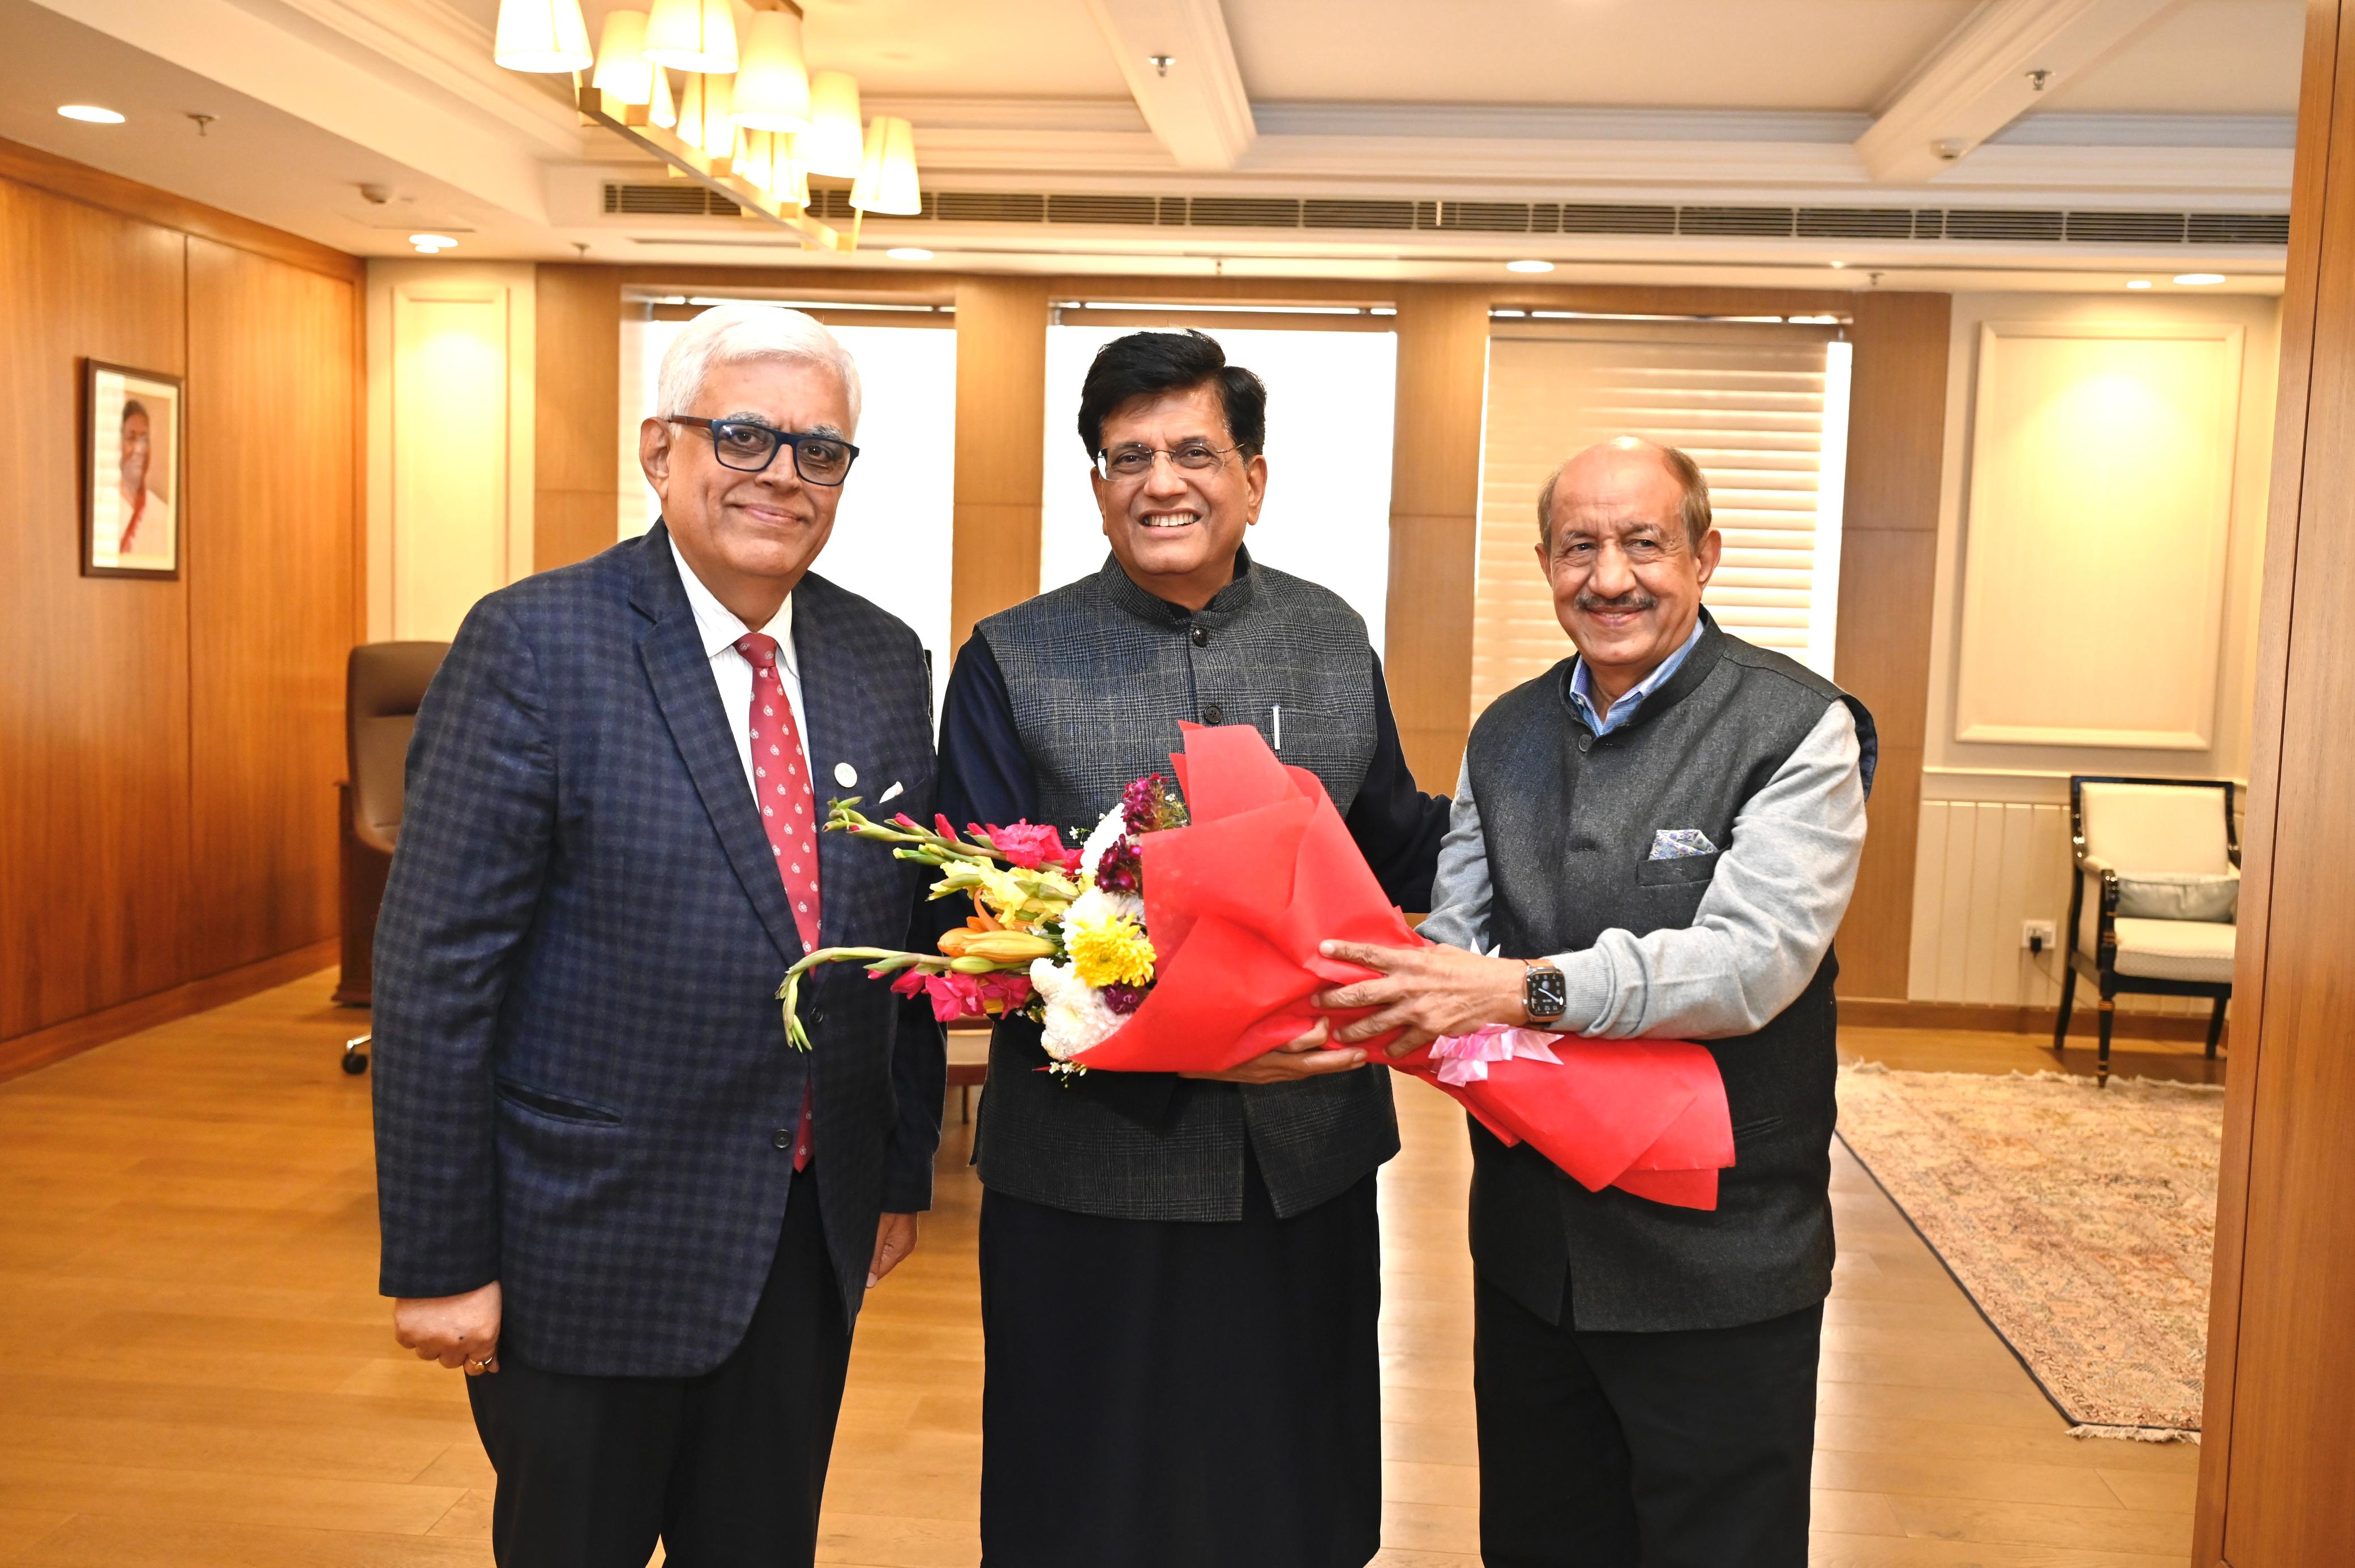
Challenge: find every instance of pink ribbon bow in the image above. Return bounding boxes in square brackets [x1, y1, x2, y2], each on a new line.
[1428, 1024, 1564, 1086]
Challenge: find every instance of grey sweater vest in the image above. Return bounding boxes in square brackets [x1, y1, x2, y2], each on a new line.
[970, 554, 1401, 1222]
[1465, 613, 1876, 1331]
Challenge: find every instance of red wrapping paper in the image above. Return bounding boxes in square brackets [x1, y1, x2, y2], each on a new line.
[1072, 724, 1736, 1209]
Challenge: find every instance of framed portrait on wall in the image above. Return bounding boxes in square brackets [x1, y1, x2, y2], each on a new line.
[83, 359, 183, 580]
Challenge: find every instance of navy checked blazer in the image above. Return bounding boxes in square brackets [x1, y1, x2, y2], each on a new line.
[372, 524, 944, 1378]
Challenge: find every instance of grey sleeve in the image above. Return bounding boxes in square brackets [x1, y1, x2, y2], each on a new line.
[1546, 702, 1868, 1040]
[1410, 759, 1492, 952]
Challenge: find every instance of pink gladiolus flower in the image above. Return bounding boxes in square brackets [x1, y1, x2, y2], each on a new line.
[974, 821, 1078, 869]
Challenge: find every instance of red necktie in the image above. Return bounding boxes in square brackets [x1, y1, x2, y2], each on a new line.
[738, 632, 819, 1171]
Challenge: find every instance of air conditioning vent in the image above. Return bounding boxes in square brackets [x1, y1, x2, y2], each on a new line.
[1678, 206, 1796, 238]
[1797, 208, 1915, 239]
[1428, 200, 1541, 233]
[1943, 208, 2066, 241]
[597, 183, 2286, 252]
[1558, 204, 1677, 235]
[1303, 198, 1418, 231]
[1183, 196, 1305, 228]
[1046, 194, 1157, 225]
[2189, 211, 2290, 245]
[2065, 211, 2189, 243]
[605, 183, 740, 217]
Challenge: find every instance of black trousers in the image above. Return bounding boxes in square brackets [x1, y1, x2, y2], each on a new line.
[1474, 1278, 1822, 1568]
[466, 1170, 853, 1568]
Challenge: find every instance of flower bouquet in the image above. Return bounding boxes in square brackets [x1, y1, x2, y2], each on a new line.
[780, 723, 1737, 1209]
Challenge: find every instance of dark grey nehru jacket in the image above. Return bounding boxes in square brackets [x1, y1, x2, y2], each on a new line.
[1461, 617, 1876, 1333]
[942, 552, 1445, 1223]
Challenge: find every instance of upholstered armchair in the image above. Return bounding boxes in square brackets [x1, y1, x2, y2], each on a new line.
[2053, 776, 2238, 1083]
[334, 642, 449, 1068]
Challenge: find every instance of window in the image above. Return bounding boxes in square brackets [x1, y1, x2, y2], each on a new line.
[1040, 322, 1398, 653]
[1472, 320, 1851, 716]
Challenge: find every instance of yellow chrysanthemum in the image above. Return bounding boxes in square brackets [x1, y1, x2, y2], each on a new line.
[1066, 914, 1157, 989]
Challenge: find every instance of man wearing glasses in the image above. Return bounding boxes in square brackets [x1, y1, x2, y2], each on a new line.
[373, 304, 944, 1567]
[936, 329, 1450, 1568]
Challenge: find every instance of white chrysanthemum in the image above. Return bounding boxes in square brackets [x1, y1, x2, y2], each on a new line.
[1030, 957, 1125, 1061]
[1077, 802, 1129, 884]
[1063, 884, 1144, 935]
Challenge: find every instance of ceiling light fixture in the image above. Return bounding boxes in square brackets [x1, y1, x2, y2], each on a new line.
[492, 0, 593, 73]
[887, 247, 935, 262]
[2174, 272, 2226, 286]
[1505, 259, 1555, 274]
[508, 0, 918, 256]
[590, 10, 656, 105]
[57, 105, 125, 123]
[732, 10, 812, 132]
[409, 233, 457, 252]
[2127, 279, 2152, 289]
[643, 0, 737, 72]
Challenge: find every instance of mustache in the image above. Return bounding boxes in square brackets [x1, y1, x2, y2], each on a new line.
[1575, 589, 1659, 614]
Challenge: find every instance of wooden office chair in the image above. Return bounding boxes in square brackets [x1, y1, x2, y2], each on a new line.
[335, 640, 449, 1072]
[2053, 776, 2238, 1085]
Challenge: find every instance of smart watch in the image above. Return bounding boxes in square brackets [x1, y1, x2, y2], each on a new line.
[1522, 961, 1569, 1024]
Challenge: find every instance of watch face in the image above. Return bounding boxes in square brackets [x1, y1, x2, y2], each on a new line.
[1526, 966, 1569, 1021]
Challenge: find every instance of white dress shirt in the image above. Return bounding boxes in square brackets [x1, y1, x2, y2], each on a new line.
[673, 546, 810, 800]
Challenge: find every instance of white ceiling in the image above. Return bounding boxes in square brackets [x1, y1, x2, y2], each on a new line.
[1227, 0, 1983, 111]
[2, 0, 2309, 286]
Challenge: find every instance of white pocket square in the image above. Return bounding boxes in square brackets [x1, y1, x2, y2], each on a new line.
[1648, 828, 1718, 860]
[877, 781, 904, 804]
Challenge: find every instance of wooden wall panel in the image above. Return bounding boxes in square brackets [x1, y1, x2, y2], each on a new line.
[1832, 292, 1951, 1000]
[184, 238, 357, 976]
[1385, 284, 1492, 792]
[0, 142, 360, 1063]
[950, 276, 1049, 652]
[0, 180, 192, 1043]
[534, 263, 623, 572]
[2199, 2, 2355, 1561]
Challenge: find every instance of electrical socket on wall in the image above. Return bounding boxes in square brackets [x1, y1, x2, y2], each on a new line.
[2022, 919, 2057, 953]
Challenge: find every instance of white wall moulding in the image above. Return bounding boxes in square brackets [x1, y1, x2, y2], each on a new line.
[1078, 0, 1256, 172]
[1953, 317, 2243, 752]
[1855, 0, 2180, 184]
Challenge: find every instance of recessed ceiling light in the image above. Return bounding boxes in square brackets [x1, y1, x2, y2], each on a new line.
[57, 105, 125, 124]
[2174, 272, 2226, 286]
[2126, 279, 2152, 289]
[1505, 259, 1555, 274]
[409, 233, 456, 252]
[886, 247, 934, 262]
[1829, 260, 1847, 269]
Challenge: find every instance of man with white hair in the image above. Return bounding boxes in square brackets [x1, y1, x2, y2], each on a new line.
[372, 304, 944, 1567]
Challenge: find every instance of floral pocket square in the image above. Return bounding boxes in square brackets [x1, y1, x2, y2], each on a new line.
[1648, 828, 1719, 861]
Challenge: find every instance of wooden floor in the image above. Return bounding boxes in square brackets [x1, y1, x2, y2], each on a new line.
[0, 974, 2204, 1566]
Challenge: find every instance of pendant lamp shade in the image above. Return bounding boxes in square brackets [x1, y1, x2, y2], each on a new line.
[735, 127, 775, 193]
[773, 133, 811, 208]
[675, 69, 706, 150]
[802, 70, 866, 178]
[590, 10, 654, 104]
[643, 0, 737, 73]
[649, 65, 677, 128]
[696, 71, 736, 160]
[733, 11, 812, 132]
[850, 115, 921, 216]
[494, 0, 593, 72]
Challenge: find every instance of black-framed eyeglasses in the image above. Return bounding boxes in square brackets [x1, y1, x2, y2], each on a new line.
[1093, 441, 1242, 481]
[669, 417, 860, 486]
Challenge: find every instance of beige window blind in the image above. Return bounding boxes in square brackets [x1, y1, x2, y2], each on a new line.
[1471, 321, 1851, 718]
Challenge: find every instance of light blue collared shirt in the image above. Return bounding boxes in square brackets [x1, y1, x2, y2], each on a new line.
[1567, 616, 1706, 736]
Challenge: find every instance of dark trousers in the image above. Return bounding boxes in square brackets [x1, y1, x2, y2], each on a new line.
[1474, 1277, 1822, 1568]
[466, 1170, 852, 1568]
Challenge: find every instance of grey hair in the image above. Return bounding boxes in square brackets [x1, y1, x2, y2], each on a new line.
[1537, 437, 1711, 552]
[656, 303, 863, 431]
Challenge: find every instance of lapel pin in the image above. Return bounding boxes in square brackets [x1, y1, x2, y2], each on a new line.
[834, 762, 858, 788]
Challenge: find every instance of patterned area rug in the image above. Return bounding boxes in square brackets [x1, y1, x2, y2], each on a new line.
[1835, 1064, 2223, 1438]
